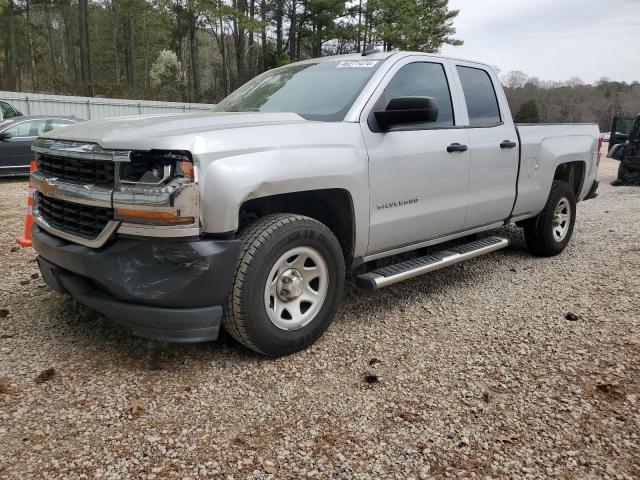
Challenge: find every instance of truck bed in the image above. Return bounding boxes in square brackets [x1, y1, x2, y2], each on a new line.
[512, 123, 600, 221]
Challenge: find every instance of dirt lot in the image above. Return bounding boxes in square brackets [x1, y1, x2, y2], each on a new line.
[1, 158, 639, 479]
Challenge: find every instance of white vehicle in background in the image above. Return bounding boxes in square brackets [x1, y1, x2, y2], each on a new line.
[30, 51, 599, 355]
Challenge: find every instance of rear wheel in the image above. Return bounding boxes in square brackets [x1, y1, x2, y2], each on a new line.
[523, 180, 576, 256]
[223, 214, 345, 356]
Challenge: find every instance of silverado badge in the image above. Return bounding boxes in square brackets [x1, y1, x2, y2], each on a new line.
[377, 198, 419, 210]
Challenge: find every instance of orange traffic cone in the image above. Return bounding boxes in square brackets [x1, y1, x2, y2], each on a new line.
[16, 160, 36, 247]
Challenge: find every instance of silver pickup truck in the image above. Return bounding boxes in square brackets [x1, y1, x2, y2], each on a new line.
[30, 51, 599, 355]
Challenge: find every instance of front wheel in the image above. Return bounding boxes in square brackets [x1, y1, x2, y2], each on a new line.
[223, 214, 345, 356]
[523, 180, 577, 256]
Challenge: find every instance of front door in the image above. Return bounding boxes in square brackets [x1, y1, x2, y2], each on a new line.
[361, 58, 470, 255]
[0, 119, 46, 172]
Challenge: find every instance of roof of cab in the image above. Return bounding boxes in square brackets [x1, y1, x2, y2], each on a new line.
[308, 50, 494, 71]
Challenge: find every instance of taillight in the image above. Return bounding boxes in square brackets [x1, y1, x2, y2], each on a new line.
[597, 137, 603, 167]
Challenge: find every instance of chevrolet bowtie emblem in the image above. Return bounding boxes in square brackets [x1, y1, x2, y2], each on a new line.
[40, 179, 56, 196]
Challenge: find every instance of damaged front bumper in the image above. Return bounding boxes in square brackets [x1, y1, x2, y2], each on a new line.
[33, 226, 241, 343]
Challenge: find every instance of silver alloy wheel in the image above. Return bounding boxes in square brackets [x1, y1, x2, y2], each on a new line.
[264, 246, 329, 331]
[552, 197, 571, 242]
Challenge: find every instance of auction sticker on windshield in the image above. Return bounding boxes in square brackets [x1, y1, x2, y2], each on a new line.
[336, 60, 379, 68]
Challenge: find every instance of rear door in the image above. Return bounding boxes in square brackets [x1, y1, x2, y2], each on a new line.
[361, 56, 470, 255]
[453, 63, 520, 229]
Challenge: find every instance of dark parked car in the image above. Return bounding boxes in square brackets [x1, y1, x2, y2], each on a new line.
[609, 115, 640, 186]
[0, 116, 81, 176]
[0, 101, 23, 120]
[607, 116, 636, 152]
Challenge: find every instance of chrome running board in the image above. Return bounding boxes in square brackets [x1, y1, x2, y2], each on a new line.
[356, 236, 509, 290]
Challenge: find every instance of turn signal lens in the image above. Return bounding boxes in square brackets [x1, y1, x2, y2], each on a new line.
[115, 208, 195, 225]
[178, 161, 195, 180]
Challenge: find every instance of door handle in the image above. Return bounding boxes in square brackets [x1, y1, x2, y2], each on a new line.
[447, 143, 468, 153]
[500, 140, 517, 149]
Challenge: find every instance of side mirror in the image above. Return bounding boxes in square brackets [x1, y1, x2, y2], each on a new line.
[0, 132, 12, 141]
[374, 96, 438, 131]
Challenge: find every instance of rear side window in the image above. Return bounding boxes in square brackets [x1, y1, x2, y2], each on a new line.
[384, 62, 454, 127]
[457, 66, 501, 126]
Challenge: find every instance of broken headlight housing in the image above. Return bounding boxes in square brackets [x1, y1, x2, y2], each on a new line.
[113, 150, 199, 228]
[120, 151, 194, 185]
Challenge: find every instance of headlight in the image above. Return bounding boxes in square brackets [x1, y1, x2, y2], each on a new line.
[120, 151, 194, 184]
[113, 150, 199, 228]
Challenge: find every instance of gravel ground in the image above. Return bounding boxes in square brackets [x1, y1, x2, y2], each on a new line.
[1, 158, 639, 480]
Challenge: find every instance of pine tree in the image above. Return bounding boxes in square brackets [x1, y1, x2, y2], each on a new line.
[368, 0, 462, 52]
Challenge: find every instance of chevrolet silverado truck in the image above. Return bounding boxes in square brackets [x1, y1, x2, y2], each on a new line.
[30, 51, 600, 356]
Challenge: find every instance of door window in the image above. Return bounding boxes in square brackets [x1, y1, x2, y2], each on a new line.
[456, 66, 501, 126]
[5, 120, 47, 137]
[382, 62, 454, 128]
[0, 102, 17, 120]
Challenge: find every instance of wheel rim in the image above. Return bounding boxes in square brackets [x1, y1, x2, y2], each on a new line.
[552, 197, 571, 242]
[264, 246, 329, 331]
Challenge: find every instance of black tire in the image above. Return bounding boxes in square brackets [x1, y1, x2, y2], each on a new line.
[223, 214, 345, 356]
[523, 180, 576, 257]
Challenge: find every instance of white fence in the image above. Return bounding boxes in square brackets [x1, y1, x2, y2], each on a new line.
[0, 91, 215, 120]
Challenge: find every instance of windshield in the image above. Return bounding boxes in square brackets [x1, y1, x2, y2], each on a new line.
[212, 60, 383, 121]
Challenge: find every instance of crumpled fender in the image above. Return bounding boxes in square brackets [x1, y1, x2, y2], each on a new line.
[195, 121, 371, 258]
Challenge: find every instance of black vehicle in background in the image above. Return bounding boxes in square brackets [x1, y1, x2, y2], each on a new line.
[607, 116, 637, 152]
[609, 115, 640, 186]
[0, 116, 82, 177]
[0, 101, 23, 120]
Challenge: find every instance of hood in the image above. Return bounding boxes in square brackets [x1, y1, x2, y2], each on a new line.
[40, 111, 309, 151]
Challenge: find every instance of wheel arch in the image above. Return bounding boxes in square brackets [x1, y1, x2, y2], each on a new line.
[553, 160, 585, 197]
[239, 189, 356, 267]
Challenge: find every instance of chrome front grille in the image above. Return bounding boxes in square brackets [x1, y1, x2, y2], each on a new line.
[36, 154, 116, 186]
[34, 192, 114, 241]
[30, 139, 200, 247]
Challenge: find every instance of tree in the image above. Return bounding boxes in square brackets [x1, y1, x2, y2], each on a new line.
[368, 0, 462, 52]
[503, 70, 528, 89]
[78, 0, 93, 95]
[186, 0, 202, 100]
[260, 0, 267, 70]
[24, 0, 38, 89]
[514, 100, 539, 123]
[149, 49, 184, 99]
[303, 0, 346, 57]
[1, 0, 18, 90]
[231, 0, 248, 86]
[202, 0, 236, 96]
[566, 77, 584, 88]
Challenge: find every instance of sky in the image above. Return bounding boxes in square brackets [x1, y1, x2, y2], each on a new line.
[440, 0, 640, 84]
